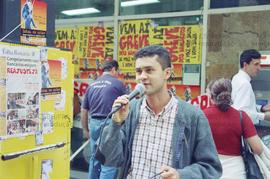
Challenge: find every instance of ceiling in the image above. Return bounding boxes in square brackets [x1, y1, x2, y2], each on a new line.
[55, 0, 270, 19]
[55, 0, 114, 19]
[55, 0, 206, 20]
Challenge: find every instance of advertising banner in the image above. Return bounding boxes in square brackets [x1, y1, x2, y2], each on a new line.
[0, 44, 41, 138]
[20, 0, 47, 46]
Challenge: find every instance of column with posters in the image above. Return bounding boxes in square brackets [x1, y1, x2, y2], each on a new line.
[0, 43, 73, 179]
[38, 47, 74, 179]
[0, 44, 41, 138]
[20, 0, 47, 46]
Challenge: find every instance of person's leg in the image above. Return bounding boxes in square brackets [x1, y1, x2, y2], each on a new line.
[88, 119, 102, 179]
[25, 18, 31, 29]
[99, 165, 118, 179]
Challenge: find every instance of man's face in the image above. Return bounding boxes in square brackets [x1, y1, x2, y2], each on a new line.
[135, 55, 171, 96]
[244, 58, 261, 77]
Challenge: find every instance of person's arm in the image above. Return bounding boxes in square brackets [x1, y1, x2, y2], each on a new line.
[242, 111, 263, 154]
[247, 135, 263, 155]
[81, 88, 90, 139]
[259, 104, 270, 121]
[178, 110, 222, 179]
[264, 112, 270, 121]
[97, 95, 131, 167]
[261, 104, 270, 112]
[81, 108, 89, 139]
[233, 82, 265, 122]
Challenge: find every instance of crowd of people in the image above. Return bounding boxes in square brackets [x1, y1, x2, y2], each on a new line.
[81, 45, 270, 179]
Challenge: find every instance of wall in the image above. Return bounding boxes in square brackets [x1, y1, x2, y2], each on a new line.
[206, 11, 270, 84]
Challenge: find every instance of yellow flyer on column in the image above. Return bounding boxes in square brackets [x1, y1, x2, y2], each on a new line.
[41, 48, 73, 111]
[0, 43, 41, 139]
[40, 48, 73, 134]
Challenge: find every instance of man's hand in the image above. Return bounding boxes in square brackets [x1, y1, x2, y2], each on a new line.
[83, 129, 90, 139]
[262, 104, 270, 112]
[160, 165, 180, 179]
[111, 95, 130, 124]
[264, 111, 270, 121]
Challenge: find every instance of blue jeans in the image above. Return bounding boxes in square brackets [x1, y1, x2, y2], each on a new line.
[88, 117, 117, 179]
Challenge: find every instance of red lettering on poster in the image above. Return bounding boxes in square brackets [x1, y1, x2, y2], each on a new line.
[74, 81, 89, 97]
[119, 34, 149, 50]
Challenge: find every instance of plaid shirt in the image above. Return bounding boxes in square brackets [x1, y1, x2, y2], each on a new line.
[128, 95, 178, 179]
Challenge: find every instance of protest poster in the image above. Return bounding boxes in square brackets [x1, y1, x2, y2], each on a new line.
[118, 19, 151, 73]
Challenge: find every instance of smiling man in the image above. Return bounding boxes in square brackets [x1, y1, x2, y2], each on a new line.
[97, 45, 222, 179]
[232, 49, 270, 124]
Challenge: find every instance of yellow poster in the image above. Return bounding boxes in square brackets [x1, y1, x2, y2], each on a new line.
[149, 26, 164, 45]
[55, 28, 77, 53]
[105, 27, 114, 58]
[76, 26, 114, 71]
[150, 25, 202, 64]
[118, 19, 151, 73]
[87, 26, 106, 67]
[55, 28, 78, 76]
[76, 26, 89, 58]
[41, 48, 70, 106]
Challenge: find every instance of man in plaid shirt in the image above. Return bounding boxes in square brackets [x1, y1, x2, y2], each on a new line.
[97, 45, 222, 179]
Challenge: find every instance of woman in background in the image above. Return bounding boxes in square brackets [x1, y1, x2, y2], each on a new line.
[203, 78, 263, 179]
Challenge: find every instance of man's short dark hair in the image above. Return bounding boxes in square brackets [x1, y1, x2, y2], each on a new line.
[240, 49, 261, 68]
[134, 45, 171, 69]
[102, 60, 119, 72]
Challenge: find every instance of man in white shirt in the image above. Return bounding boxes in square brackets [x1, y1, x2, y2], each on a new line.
[232, 49, 270, 124]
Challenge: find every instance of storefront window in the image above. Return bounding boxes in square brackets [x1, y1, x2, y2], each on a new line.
[120, 0, 203, 15]
[210, 0, 270, 8]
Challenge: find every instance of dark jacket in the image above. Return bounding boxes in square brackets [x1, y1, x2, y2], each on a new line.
[98, 97, 222, 179]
